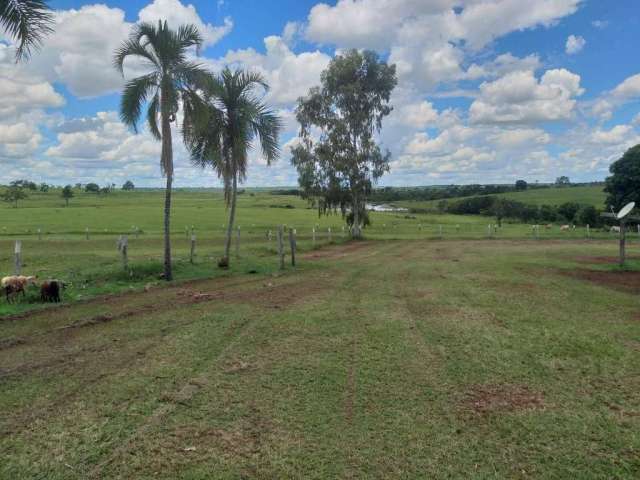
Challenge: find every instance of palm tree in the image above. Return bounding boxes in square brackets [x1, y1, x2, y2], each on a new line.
[1, 0, 54, 61]
[184, 68, 282, 267]
[114, 20, 208, 281]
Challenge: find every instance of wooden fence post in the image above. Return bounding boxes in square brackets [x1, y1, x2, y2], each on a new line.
[14, 240, 22, 275]
[85, 227, 89, 240]
[190, 233, 196, 264]
[586, 224, 590, 238]
[37, 228, 42, 241]
[312, 227, 316, 247]
[328, 227, 332, 243]
[277, 225, 285, 270]
[438, 225, 443, 239]
[236, 226, 241, 258]
[620, 221, 626, 266]
[118, 235, 128, 271]
[289, 228, 297, 267]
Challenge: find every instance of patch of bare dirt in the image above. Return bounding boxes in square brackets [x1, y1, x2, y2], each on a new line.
[305, 240, 373, 260]
[574, 255, 640, 265]
[223, 360, 252, 374]
[463, 384, 545, 414]
[560, 268, 640, 294]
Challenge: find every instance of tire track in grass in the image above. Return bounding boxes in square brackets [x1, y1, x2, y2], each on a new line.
[84, 268, 344, 478]
[84, 313, 256, 479]
[1, 272, 333, 440]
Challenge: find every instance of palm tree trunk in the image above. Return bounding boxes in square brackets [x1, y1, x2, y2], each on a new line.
[223, 173, 238, 264]
[161, 111, 173, 281]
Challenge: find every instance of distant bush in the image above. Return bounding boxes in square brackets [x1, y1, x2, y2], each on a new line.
[270, 189, 300, 196]
[85, 183, 100, 193]
[445, 195, 600, 225]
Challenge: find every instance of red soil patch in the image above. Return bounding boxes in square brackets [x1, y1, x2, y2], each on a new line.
[560, 269, 640, 294]
[305, 241, 373, 260]
[574, 255, 640, 265]
[463, 384, 545, 414]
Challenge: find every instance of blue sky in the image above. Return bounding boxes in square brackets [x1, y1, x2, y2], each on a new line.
[1, 0, 640, 187]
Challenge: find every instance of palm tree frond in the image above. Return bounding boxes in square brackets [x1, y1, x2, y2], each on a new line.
[119, 73, 158, 131]
[176, 23, 203, 55]
[113, 38, 159, 76]
[146, 91, 161, 140]
[1, 0, 54, 62]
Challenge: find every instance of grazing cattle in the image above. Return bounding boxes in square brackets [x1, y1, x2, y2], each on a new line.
[610, 226, 621, 233]
[560, 225, 570, 231]
[545, 224, 553, 230]
[2, 275, 37, 303]
[40, 280, 65, 303]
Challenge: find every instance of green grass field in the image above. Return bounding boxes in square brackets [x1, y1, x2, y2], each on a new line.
[1, 189, 639, 478]
[1, 239, 639, 478]
[0, 189, 624, 317]
[395, 185, 607, 211]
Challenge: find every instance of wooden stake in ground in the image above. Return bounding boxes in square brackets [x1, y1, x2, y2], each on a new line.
[312, 227, 316, 247]
[289, 228, 297, 267]
[586, 224, 590, 238]
[619, 221, 626, 266]
[118, 235, 128, 271]
[37, 228, 42, 241]
[328, 227, 332, 243]
[601, 207, 640, 266]
[190, 233, 196, 264]
[14, 240, 21, 275]
[236, 226, 241, 258]
[277, 225, 285, 270]
[85, 227, 89, 240]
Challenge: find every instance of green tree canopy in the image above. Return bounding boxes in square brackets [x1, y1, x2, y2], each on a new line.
[122, 180, 135, 191]
[515, 179, 528, 191]
[291, 49, 397, 238]
[604, 144, 640, 211]
[2, 185, 27, 207]
[85, 183, 100, 193]
[61, 184, 74, 206]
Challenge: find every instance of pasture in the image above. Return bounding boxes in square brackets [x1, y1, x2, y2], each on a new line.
[2, 239, 640, 478]
[1, 189, 639, 478]
[0, 189, 624, 316]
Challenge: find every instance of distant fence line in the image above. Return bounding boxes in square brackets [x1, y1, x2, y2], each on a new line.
[0, 223, 636, 241]
[3, 222, 639, 278]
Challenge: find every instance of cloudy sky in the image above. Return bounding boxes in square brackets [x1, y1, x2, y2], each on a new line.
[1, 0, 639, 187]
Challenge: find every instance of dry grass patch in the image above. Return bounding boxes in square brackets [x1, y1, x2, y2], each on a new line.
[463, 384, 545, 415]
